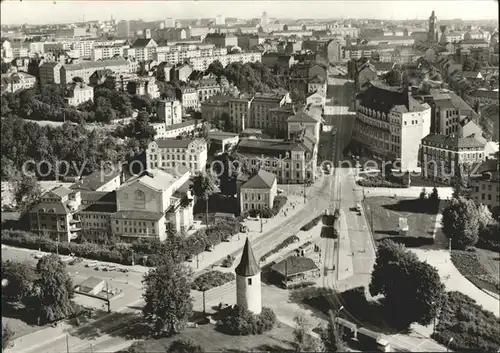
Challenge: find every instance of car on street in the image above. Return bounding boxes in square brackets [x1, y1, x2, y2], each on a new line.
[205, 244, 215, 252]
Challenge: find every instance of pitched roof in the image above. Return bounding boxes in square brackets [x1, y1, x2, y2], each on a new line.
[235, 237, 260, 276]
[30, 201, 69, 215]
[63, 59, 129, 72]
[287, 110, 320, 123]
[271, 256, 318, 277]
[421, 134, 486, 149]
[237, 138, 313, 157]
[154, 138, 196, 148]
[357, 82, 412, 114]
[132, 38, 156, 48]
[70, 169, 121, 191]
[120, 169, 180, 192]
[241, 170, 276, 189]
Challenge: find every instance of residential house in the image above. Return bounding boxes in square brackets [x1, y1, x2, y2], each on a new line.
[268, 103, 295, 138]
[307, 75, 327, 95]
[171, 63, 193, 82]
[195, 78, 222, 103]
[287, 109, 323, 143]
[151, 119, 203, 139]
[60, 59, 131, 85]
[64, 82, 94, 106]
[39, 62, 62, 86]
[158, 99, 183, 126]
[469, 160, 499, 208]
[177, 86, 199, 112]
[239, 169, 277, 212]
[1, 72, 37, 93]
[306, 91, 326, 108]
[250, 91, 292, 131]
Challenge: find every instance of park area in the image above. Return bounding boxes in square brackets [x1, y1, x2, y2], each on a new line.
[123, 323, 295, 352]
[363, 196, 448, 246]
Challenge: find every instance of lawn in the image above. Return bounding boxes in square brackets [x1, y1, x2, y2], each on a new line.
[432, 291, 500, 352]
[1, 316, 43, 340]
[450, 249, 500, 295]
[363, 197, 448, 246]
[136, 322, 295, 352]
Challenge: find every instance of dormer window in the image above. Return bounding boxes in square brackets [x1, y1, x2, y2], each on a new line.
[135, 190, 145, 201]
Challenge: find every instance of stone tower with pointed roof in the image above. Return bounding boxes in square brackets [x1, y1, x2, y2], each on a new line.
[235, 237, 262, 314]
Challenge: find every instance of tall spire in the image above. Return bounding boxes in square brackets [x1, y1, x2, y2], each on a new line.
[235, 238, 260, 276]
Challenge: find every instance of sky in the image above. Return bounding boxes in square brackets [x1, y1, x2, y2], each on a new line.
[1, 0, 498, 25]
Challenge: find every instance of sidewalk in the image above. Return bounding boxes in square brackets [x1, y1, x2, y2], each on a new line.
[337, 210, 354, 281]
[410, 249, 500, 317]
[359, 186, 454, 199]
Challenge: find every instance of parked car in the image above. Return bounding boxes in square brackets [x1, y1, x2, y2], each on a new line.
[223, 235, 231, 242]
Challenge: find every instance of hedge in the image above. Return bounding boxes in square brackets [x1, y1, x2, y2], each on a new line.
[450, 250, 500, 294]
[191, 271, 235, 291]
[300, 215, 323, 231]
[260, 235, 300, 262]
[246, 196, 288, 219]
[432, 291, 500, 353]
[217, 306, 277, 335]
[357, 173, 409, 188]
[2, 218, 243, 267]
[286, 281, 316, 290]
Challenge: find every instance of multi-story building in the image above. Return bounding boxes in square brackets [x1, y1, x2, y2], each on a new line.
[64, 82, 94, 106]
[111, 168, 194, 238]
[235, 136, 317, 184]
[151, 119, 203, 139]
[158, 99, 183, 126]
[91, 44, 129, 61]
[60, 59, 131, 85]
[195, 78, 222, 103]
[146, 138, 208, 173]
[420, 134, 486, 184]
[171, 63, 193, 82]
[432, 93, 476, 135]
[204, 33, 238, 48]
[1, 72, 37, 93]
[306, 91, 327, 109]
[469, 160, 499, 208]
[28, 186, 82, 243]
[353, 82, 432, 171]
[229, 95, 253, 133]
[287, 109, 323, 143]
[200, 94, 232, 122]
[268, 103, 295, 138]
[188, 52, 262, 71]
[125, 38, 158, 62]
[116, 20, 131, 38]
[72, 40, 95, 59]
[250, 91, 292, 131]
[39, 62, 62, 86]
[126, 77, 160, 99]
[177, 86, 199, 111]
[239, 169, 277, 213]
[307, 75, 327, 95]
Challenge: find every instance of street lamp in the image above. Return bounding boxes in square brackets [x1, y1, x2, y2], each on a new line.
[446, 337, 453, 352]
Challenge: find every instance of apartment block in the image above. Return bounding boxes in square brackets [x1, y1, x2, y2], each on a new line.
[188, 52, 262, 71]
[146, 138, 208, 173]
[353, 82, 432, 171]
[250, 91, 292, 131]
[158, 99, 183, 126]
[229, 95, 253, 133]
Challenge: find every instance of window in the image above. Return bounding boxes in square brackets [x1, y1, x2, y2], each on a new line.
[135, 190, 145, 200]
[248, 278, 252, 285]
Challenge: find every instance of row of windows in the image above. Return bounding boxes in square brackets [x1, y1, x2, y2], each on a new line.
[119, 220, 155, 226]
[118, 227, 156, 234]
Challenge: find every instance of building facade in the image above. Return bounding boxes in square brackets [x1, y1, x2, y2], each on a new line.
[240, 169, 277, 212]
[146, 138, 208, 173]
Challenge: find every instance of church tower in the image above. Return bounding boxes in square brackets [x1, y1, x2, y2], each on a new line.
[235, 238, 262, 314]
[428, 10, 438, 42]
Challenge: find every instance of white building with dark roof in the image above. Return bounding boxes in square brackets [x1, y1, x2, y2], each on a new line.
[235, 238, 262, 314]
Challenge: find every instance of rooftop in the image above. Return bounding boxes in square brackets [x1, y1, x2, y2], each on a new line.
[241, 169, 276, 189]
[63, 59, 129, 72]
[235, 238, 260, 277]
[421, 134, 486, 150]
[120, 169, 182, 193]
[271, 256, 318, 277]
[153, 138, 200, 149]
[287, 110, 320, 123]
[71, 169, 121, 191]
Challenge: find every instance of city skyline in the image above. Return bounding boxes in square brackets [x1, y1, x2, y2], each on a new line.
[1, 0, 499, 26]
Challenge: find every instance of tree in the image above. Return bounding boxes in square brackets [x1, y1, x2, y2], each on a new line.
[192, 172, 219, 226]
[167, 339, 204, 353]
[477, 203, 493, 232]
[1, 62, 11, 74]
[205, 60, 224, 81]
[131, 111, 156, 149]
[31, 254, 75, 324]
[384, 70, 403, 86]
[2, 324, 14, 349]
[319, 311, 345, 352]
[442, 197, 481, 249]
[9, 174, 42, 215]
[142, 259, 194, 336]
[1, 260, 35, 302]
[369, 240, 445, 328]
[293, 314, 323, 352]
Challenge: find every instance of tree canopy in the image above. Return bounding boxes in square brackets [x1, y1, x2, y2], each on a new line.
[142, 258, 194, 336]
[31, 254, 75, 324]
[1, 260, 35, 302]
[442, 196, 483, 249]
[369, 240, 445, 328]
[167, 339, 204, 353]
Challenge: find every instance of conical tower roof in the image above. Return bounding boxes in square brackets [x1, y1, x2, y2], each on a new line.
[235, 237, 260, 276]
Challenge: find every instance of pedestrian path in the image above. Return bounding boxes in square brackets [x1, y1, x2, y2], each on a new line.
[337, 210, 354, 281]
